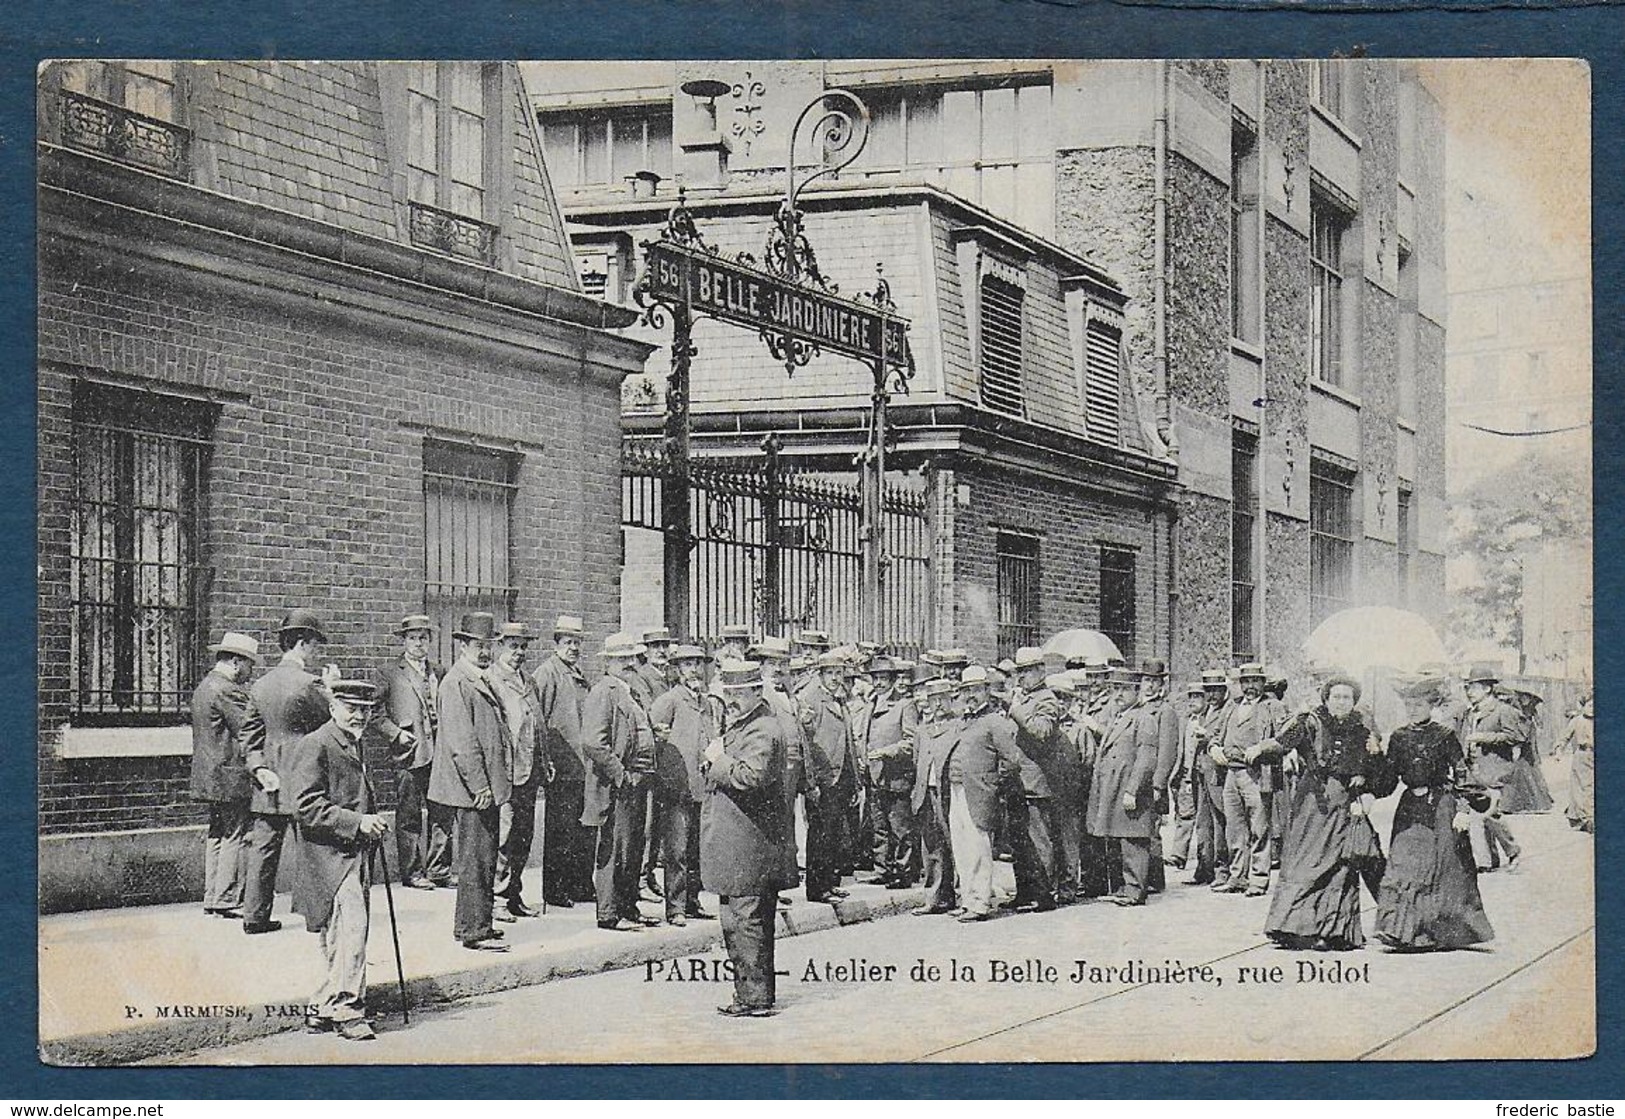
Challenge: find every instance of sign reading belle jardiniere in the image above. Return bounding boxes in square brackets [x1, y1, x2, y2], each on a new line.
[645, 239, 912, 370]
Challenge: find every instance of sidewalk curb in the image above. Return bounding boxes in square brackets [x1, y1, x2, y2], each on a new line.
[43, 888, 925, 1066]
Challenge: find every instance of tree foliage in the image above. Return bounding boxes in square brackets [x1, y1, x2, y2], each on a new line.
[1447, 449, 1591, 657]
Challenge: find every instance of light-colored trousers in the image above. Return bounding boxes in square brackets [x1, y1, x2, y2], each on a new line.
[202, 801, 250, 911]
[314, 859, 370, 1024]
[948, 782, 995, 916]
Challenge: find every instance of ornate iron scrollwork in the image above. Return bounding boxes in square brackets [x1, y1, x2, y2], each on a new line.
[59, 89, 192, 180]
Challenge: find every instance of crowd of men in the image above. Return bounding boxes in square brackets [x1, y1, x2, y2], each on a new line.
[187, 610, 1556, 1035]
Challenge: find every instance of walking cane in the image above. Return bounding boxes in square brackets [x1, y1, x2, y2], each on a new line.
[369, 839, 411, 1025]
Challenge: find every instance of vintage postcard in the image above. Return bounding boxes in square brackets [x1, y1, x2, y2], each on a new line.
[36, 56, 1592, 1065]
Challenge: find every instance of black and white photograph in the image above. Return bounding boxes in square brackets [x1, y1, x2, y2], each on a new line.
[34, 56, 1593, 1065]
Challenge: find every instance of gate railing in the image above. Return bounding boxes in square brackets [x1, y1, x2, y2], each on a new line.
[622, 438, 930, 656]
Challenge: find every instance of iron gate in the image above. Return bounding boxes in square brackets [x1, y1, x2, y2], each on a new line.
[623, 439, 931, 656]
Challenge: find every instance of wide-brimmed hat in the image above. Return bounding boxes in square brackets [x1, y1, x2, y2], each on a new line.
[453, 612, 498, 642]
[868, 655, 901, 676]
[670, 643, 707, 663]
[552, 615, 585, 639]
[329, 680, 380, 707]
[278, 608, 328, 642]
[642, 627, 674, 646]
[1462, 661, 1503, 686]
[497, 621, 534, 644]
[1014, 646, 1049, 671]
[1394, 674, 1448, 703]
[748, 635, 792, 661]
[718, 660, 764, 690]
[601, 634, 639, 659]
[395, 615, 435, 636]
[209, 632, 261, 662]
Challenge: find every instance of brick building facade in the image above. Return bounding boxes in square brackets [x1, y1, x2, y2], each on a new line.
[37, 61, 650, 910]
[531, 58, 1447, 683]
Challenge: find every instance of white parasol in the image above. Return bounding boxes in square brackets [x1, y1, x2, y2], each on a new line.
[1041, 628, 1125, 666]
[1302, 606, 1448, 676]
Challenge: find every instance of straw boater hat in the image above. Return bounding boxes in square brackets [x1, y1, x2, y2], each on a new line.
[748, 635, 792, 661]
[794, 629, 832, 650]
[1107, 666, 1138, 687]
[939, 648, 971, 670]
[209, 632, 261, 662]
[453, 612, 497, 642]
[395, 614, 435, 636]
[278, 608, 328, 643]
[718, 660, 764, 690]
[1236, 662, 1268, 683]
[1047, 672, 1080, 698]
[329, 680, 380, 707]
[553, 615, 585, 639]
[921, 677, 956, 699]
[601, 633, 639, 659]
[1201, 668, 1230, 689]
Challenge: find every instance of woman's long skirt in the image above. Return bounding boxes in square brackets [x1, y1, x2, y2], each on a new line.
[1374, 787, 1495, 950]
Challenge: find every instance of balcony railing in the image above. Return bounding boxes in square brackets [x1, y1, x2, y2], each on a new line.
[408, 200, 498, 266]
[59, 89, 191, 180]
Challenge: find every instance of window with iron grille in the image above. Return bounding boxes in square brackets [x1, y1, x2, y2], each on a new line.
[1310, 194, 1352, 389]
[1083, 318, 1122, 444]
[1310, 460, 1356, 624]
[70, 381, 215, 725]
[423, 440, 519, 665]
[1396, 487, 1415, 608]
[1231, 431, 1259, 661]
[995, 531, 1040, 661]
[979, 276, 1025, 417]
[1231, 124, 1261, 345]
[540, 106, 673, 192]
[55, 61, 191, 180]
[1099, 545, 1137, 665]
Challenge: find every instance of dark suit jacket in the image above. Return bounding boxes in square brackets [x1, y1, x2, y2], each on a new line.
[1009, 687, 1070, 799]
[799, 684, 854, 790]
[428, 660, 514, 809]
[911, 716, 960, 815]
[952, 706, 1027, 830]
[533, 653, 590, 783]
[288, 720, 373, 934]
[580, 674, 654, 827]
[1086, 703, 1161, 838]
[650, 684, 716, 803]
[243, 655, 331, 816]
[190, 670, 254, 804]
[374, 657, 443, 769]
[864, 694, 919, 792]
[700, 696, 791, 897]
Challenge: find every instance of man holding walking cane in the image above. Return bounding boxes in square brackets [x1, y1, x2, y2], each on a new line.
[289, 679, 391, 1041]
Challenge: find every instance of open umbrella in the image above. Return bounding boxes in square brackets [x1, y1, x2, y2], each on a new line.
[1041, 628, 1125, 666]
[1302, 606, 1447, 676]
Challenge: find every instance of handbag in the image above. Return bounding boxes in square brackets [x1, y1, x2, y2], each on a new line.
[1343, 799, 1385, 865]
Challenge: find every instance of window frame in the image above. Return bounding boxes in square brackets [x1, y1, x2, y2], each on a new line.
[69, 381, 216, 727]
[1310, 192, 1354, 390]
[539, 104, 675, 193]
[422, 438, 522, 666]
[1396, 486, 1415, 608]
[977, 271, 1027, 418]
[995, 529, 1042, 662]
[1309, 459, 1357, 625]
[1231, 430, 1260, 662]
[407, 62, 498, 222]
[1230, 122, 1261, 346]
[1099, 544, 1138, 666]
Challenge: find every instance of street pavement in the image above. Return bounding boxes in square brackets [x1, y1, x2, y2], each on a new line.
[170, 776, 1594, 1066]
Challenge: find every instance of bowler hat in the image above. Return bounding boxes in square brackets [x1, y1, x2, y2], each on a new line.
[1462, 661, 1503, 686]
[497, 621, 534, 643]
[670, 643, 707, 662]
[552, 615, 586, 639]
[1014, 646, 1049, 671]
[453, 612, 497, 642]
[395, 615, 435, 636]
[959, 665, 992, 688]
[329, 680, 380, 707]
[1138, 658, 1169, 679]
[278, 608, 328, 642]
[718, 660, 764, 690]
[209, 632, 261, 662]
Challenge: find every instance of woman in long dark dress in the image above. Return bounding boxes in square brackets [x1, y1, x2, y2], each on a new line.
[1264, 675, 1390, 951]
[1496, 686, 1555, 814]
[1373, 680, 1495, 951]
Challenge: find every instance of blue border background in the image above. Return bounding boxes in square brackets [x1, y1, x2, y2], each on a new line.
[2, 0, 1618, 1099]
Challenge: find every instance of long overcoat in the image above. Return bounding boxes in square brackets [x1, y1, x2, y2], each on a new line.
[1086, 703, 1161, 838]
[428, 659, 514, 810]
[799, 684, 856, 791]
[243, 655, 331, 816]
[190, 670, 254, 804]
[1009, 687, 1071, 799]
[288, 720, 373, 933]
[650, 684, 716, 804]
[864, 694, 919, 792]
[580, 674, 653, 827]
[700, 696, 792, 897]
[910, 715, 961, 816]
[533, 652, 590, 785]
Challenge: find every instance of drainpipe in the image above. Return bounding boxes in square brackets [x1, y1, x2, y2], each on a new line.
[1254, 68, 1270, 666]
[1153, 61, 1177, 459]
